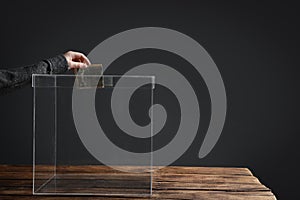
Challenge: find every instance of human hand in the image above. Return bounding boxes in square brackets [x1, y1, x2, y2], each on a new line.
[63, 51, 91, 69]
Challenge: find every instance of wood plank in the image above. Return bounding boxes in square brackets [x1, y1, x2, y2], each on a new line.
[0, 196, 148, 200]
[0, 165, 276, 199]
[0, 165, 252, 175]
[153, 190, 277, 200]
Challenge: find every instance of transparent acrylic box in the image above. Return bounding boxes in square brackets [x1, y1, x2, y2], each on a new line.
[32, 74, 154, 196]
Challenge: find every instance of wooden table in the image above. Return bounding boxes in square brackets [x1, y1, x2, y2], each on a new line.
[0, 165, 276, 199]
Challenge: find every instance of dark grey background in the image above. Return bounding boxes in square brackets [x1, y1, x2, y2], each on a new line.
[0, 0, 299, 199]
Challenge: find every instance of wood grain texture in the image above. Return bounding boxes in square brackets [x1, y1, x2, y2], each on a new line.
[0, 165, 276, 199]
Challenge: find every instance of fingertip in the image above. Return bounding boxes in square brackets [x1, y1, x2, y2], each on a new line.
[82, 55, 91, 65]
[80, 63, 88, 69]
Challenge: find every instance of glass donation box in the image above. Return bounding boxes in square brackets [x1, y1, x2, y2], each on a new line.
[32, 74, 154, 196]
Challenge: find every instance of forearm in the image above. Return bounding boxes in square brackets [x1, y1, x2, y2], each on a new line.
[0, 54, 68, 94]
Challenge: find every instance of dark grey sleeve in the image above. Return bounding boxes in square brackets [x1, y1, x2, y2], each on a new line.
[0, 54, 68, 94]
